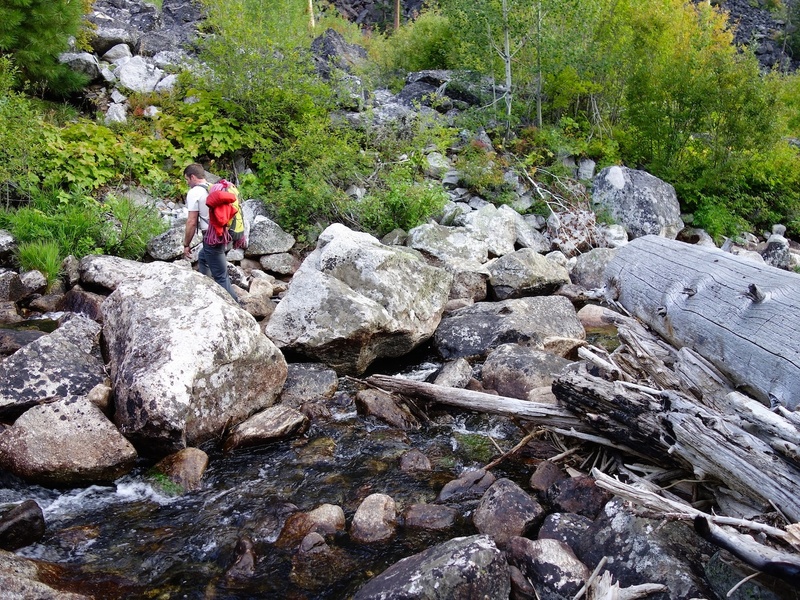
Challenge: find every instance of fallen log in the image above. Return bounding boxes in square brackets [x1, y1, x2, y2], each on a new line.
[365, 374, 585, 430]
[604, 235, 800, 409]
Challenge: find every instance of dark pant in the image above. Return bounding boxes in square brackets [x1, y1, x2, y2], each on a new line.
[198, 240, 236, 299]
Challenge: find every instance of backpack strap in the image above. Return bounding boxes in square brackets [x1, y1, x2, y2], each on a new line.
[194, 182, 211, 231]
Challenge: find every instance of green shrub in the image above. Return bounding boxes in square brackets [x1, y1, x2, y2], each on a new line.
[352, 163, 449, 236]
[103, 194, 169, 260]
[373, 11, 457, 73]
[15, 240, 63, 288]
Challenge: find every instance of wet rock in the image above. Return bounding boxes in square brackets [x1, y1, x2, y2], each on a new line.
[0, 549, 90, 599]
[278, 363, 339, 409]
[402, 504, 458, 531]
[276, 503, 346, 549]
[225, 536, 256, 580]
[482, 344, 572, 400]
[437, 468, 496, 503]
[399, 449, 432, 472]
[266, 224, 452, 375]
[487, 248, 571, 300]
[0, 397, 137, 486]
[473, 478, 545, 549]
[290, 534, 359, 591]
[546, 475, 612, 519]
[56, 287, 107, 322]
[350, 493, 397, 544]
[529, 460, 568, 494]
[352, 534, 509, 600]
[151, 447, 209, 493]
[434, 296, 584, 360]
[223, 405, 309, 452]
[27, 293, 63, 313]
[355, 389, 419, 430]
[507, 536, 590, 599]
[0, 499, 45, 551]
[0, 316, 106, 420]
[573, 498, 715, 599]
[509, 564, 538, 600]
[103, 261, 287, 455]
[592, 166, 684, 240]
[251, 501, 299, 545]
[433, 358, 473, 388]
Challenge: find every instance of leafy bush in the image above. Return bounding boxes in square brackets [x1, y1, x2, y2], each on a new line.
[351, 163, 449, 236]
[373, 11, 457, 73]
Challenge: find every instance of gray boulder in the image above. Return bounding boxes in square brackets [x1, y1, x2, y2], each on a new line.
[487, 248, 571, 300]
[222, 405, 309, 452]
[114, 55, 165, 93]
[102, 262, 287, 454]
[0, 397, 137, 486]
[266, 224, 452, 375]
[146, 225, 185, 261]
[434, 296, 585, 360]
[464, 203, 518, 257]
[592, 166, 683, 239]
[278, 363, 338, 409]
[245, 216, 296, 257]
[352, 535, 510, 600]
[0, 316, 106, 419]
[482, 344, 572, 399]
[58, 52, 101, 81]
[570, 247, 617, 290]
[406, 222, 489, 264]
[79, 254, 146, 291]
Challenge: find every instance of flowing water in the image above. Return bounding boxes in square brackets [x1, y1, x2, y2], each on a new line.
[1, 363, 528, 599]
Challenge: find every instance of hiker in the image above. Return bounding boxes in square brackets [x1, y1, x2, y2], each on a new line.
[182, 163, 237, 299]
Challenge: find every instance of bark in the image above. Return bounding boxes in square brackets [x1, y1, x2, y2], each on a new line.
[604, 235, 800, 409]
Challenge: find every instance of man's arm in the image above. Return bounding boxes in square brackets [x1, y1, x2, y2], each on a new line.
[184, 211, 199, 259]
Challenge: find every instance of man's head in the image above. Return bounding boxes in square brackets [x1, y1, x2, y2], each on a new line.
[183, 163, 206, 185]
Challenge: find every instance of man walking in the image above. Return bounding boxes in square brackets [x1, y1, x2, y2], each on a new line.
[182, 163, 236, 299]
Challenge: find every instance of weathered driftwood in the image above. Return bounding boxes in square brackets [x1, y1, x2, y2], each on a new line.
[592, 469, 800, 586]
[604, 235, 800, 409]
[365, 374, 585, 430]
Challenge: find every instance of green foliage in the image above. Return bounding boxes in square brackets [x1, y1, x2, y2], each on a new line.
[351, 163, 449, 236]
[453, 432, 496, 464]
[103, 194, 168, 260]
[0, 0, 90, 94]
[373, 11, 457, 73]
[15, 240, 62, 288]
[0, 58, 47, 204]
[456, 140, 511, 198]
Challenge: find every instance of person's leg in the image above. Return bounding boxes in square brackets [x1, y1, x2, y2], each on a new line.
[201, 241, 236, 299]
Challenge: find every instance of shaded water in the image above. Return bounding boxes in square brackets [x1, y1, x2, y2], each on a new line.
[2, 370, 529, 599]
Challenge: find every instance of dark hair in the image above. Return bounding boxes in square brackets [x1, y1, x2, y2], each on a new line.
[183, 163, 205, 179]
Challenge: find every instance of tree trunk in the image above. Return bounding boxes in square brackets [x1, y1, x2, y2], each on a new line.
[604, 235, 800, 409]
[365, 374, 585, 430]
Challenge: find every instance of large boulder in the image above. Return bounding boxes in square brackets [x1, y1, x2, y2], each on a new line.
[265, 224, 452, 375]
[352, 535, 510, 600]
[487, 248, 571, 300]
[463, 204, 518, 257]
[434, 296, 585, 360]
[102, 261, 287, 455]
[406, 222, 489, 264]
[79, 254, 146, 291]
[592, 166, 683, 239]
[0, 550, 90, 599]
[0, 398, 137, 486]
[482, 344, 572, 399]
[0, 316, 107, 419]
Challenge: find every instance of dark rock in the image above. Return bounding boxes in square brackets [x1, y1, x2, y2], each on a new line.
[402, 504, 458, 531]
[355, 388, 419, 430]
[473, 478, 545, 549]
[437, 468, 496, 503]
[399, 448, 432, 472]
[529, 460, 568, 494]
[506, 536, 589, 599]
[279, 362, 339, 409]
[352, 534, 510, 600]
[0, 328, 46, 357]
[546, 475, 612, 519]
[0, 500, 45, 551]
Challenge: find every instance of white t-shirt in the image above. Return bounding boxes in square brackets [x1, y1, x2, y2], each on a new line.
[186, 184, 210, 232]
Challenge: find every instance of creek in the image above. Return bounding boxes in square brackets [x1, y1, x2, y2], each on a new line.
[1, 361, 531, 599]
